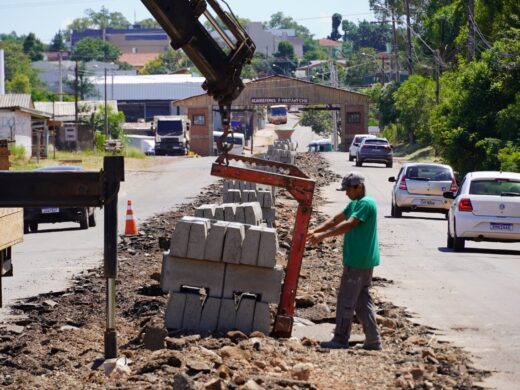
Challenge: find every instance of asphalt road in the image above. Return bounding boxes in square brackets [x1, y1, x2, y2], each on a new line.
[1, 156, 218, 319]
[321, 152, 520, 390]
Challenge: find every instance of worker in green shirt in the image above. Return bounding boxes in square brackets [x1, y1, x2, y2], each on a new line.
[307, 172, 381, 350]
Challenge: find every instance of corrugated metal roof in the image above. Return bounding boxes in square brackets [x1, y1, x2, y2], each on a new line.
[0, 94, 33, 109]
[87, 74, 206, 101]
[34, 100, 118, 117]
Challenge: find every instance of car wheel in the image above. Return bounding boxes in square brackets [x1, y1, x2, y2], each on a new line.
[386, 161, 393, 168]
[356, 159, 362, 167]
[80, 209, 89, 230]
[88, 211, 96, 227]
[391, 202, 402, 218]
[447, 224, 454, 249]
[453, 220, 465, 251]
[349, 155, 354, 162]
[29, 223, 38, 232]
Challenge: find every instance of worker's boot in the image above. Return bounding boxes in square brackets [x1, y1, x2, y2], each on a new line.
[319, 337, 349, 349]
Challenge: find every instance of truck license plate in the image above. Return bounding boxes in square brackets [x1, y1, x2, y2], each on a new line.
[490, 223, 512, 231]
[41, 207, 59, 214]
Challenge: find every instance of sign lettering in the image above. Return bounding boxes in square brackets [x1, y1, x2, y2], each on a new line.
[251, 98, 309, 104]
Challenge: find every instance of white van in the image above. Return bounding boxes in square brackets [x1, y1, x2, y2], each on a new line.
[348, 134, 376, 161]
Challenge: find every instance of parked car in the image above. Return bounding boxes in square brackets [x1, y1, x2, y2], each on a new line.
[348, 134, 376, 161]
[23, 166, 97, 233]
[355, 137, 393, 168]
[444, 171, 520, 251]
[389, 163, 458, 218]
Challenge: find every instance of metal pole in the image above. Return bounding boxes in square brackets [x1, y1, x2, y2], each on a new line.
[58, 51, 63, 102]
[381, 56, 385, 86]
[103, 156, 124, 359]
[405, 0, 413, 75]
[74, 61, 79, 140]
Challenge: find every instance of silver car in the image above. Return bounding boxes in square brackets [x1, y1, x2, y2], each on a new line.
[348, 134, 376, 161]
[388, 163, 458, 218]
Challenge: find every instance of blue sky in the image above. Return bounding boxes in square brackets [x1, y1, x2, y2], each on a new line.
[1, 0, 375, 43]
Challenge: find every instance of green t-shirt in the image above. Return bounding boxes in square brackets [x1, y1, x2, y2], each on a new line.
[342, 195, 380, 268]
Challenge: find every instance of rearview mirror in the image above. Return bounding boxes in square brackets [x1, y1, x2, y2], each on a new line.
[388, 177, 396, 183]
[443, 191, 455, 199]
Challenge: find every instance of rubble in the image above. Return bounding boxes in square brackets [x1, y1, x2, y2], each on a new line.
[0, 153, 489, 389]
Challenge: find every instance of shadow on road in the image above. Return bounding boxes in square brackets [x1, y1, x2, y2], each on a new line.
[437, 246, 520, 256]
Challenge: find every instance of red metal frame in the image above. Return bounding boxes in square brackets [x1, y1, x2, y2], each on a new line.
[211, 153, 315, 337]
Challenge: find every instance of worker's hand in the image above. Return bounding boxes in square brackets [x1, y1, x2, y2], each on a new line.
[306, 231, 325, 246]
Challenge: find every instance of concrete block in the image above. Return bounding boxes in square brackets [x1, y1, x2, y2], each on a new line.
[223, 264, 284, 303]
[222, 223, 245, 264]
[195, 204, 216, 219]
[217, 299, 237, 332]
[234, 205, 246, 224]
[243, 202, 262, 226]
[258, 190, 273, 208]
[170, 221, 191, 257]
[253, 302, 271, 335]
[258, 227, 278, 268]
[165, 293, 186, 329]
[224, 189, 241, 204]
[242, 190, 257, 203]
[262, 208, 276, 227]
[182, 292, 203, 330]
[161, 256, 226, 297]
[223, 203, 236, 222]
[240, 226, 262, 266]
[186, 221, 209, 260]
[235, 296, 256, 334]
[214, 205, 225, 221]
[204, 221, 228, 262]
[199, 297, 220, 333]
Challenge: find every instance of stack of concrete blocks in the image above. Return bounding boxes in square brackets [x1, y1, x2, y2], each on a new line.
[161, 216, 283, 335]
[221, 180, 276, 227]
[266, 139, 296, 164]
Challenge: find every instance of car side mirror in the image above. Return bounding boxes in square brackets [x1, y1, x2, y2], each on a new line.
[388, 177, 396, 183]
[443, 191, 455, 199]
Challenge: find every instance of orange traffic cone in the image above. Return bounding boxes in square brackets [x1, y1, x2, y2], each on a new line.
[125, 200, 139, 236]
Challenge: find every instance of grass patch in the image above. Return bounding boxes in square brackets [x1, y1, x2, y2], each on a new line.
[9, 147, 147, 171]
[392, 143, 441, 163]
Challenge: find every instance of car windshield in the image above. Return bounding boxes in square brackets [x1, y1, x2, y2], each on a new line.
[406, 165, 452, 181]
[157, 120, 183, 136]
[469, 179, 520, 196]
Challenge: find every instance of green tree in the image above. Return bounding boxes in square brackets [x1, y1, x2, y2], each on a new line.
[273, 41, 296, 76]
[64, 62, 98, 100]
[86, 104, 126, 140]
[300, 108, 333, 135]
[6, 74, 31, 94]
[71, 38, 122, 62]
[137, 18, 161, 29]
[48, 31, 67, 52]
[266, 12, 312, 39]
[22, 33, 45, 62]
[393, 75, 436, 143]
[140, 49, 192, 75]
[344, 47, 379, 86]
[66, 6, 130, 37]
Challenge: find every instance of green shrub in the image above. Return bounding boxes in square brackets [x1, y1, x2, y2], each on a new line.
[382, 123, 398, 144]
[498, 143, 520, 172]
[8, 144, 27, 162]
[94, 131, 106, 152]
[124, 147, 145, 159]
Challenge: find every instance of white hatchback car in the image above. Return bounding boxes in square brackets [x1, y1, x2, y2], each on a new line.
[348, 134, 376, 161]
[389, 163, 458, 217]
[444, 171, 520, 251]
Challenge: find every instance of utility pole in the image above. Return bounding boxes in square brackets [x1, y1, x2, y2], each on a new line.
[330, 60, 339, 151]
[74, 60, 79, 136]
[405, 0, 413, 75]
[467, 0, 476, 60]
[380, 55, 385, 86]
[391, 6, 400, 83]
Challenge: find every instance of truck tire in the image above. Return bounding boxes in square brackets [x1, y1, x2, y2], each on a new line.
[80, 209, 89, 230]
[29, 223, 38, 232]
[88, 211, 96, 227]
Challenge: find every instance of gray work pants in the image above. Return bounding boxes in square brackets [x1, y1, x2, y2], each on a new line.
[334, 266, 381, 345]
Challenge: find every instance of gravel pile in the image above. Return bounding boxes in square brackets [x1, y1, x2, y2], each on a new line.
[0, 153, 488, 389]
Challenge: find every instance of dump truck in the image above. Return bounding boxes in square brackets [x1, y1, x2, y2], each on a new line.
[153, 115, 190, 156]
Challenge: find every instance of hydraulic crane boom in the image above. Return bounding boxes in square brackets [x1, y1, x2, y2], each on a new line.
[141, 0, 256, 147]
